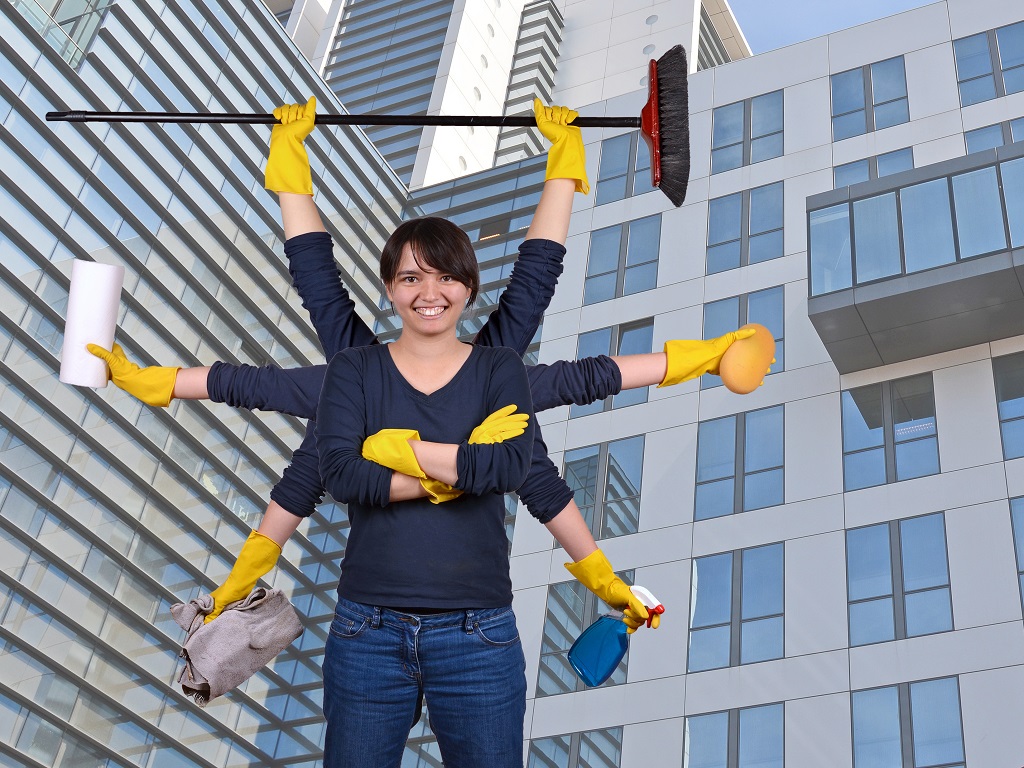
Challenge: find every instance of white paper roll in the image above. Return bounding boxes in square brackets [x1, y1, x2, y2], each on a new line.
[59, 259, 126, 388]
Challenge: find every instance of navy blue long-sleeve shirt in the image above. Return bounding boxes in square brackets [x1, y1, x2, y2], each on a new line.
[206, 232, 621, 521]
[316, 344, 535, 607]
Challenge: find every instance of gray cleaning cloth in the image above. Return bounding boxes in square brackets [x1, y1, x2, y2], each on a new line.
[171, 587, 303, 706]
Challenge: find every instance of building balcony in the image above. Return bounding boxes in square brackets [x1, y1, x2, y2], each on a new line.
[807, 142, 1024, 374]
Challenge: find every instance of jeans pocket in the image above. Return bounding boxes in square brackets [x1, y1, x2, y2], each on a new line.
[473, 608, 520, 648]
[329, 603, 369, 639]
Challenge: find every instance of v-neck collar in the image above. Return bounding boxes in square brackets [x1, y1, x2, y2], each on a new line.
[383, 343, 478, 402]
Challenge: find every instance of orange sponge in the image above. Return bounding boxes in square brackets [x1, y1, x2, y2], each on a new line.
[720, 323, 775, 394]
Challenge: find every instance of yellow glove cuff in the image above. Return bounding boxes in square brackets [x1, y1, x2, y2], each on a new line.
[206, 531, 282, 623]
[565, 549, 649, 625]
[659, 339, 722, 387]
[265, 133, 313, 195]
[362, 429, 426, 479]
[546, 139, 590, 194]
[420, 477, 463, 504]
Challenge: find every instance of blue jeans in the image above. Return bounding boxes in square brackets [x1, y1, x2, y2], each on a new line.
[322, 597, 527, 768]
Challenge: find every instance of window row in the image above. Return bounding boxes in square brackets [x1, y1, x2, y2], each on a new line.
[565, 349, 1024, 511]
[527, 676, 966, 768]
[810, 156, 1024, 296]
[965, 117, 1024, 154]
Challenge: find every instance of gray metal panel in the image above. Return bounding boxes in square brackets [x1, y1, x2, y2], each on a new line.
[809, 250, 1024, 372]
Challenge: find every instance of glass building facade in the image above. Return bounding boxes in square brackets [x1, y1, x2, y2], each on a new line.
[0, 0, 406, 764]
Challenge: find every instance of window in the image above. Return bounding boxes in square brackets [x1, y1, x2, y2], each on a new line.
[831, 57, 909, 140]
[595, 131, 655, 205]
[702, 285, 785, 390]
[1010, 498, 1024, 611]
[536, 574, 634, 696]
[842, 374, 939, 491]
[706, 181, 784, 274]
[954, 21, 1024, 106]
[584, 215, 661, 305]
[711, 90, 784, 174]
[528, 727, 623, 767]
[571, 320, 654, 417]
[688, 543, 784, 672]
[834, 147, 914, 188]
[965, 118, 1024, 153]
[563, 435, 644, 540]
[695, 405, 784, 520]
[847, 513, 953, 646]
[684, 703, 784, 768]
[852, 677, 965, 768]
[811, 156, 1021, 296]
[994, 352, 1024, 459]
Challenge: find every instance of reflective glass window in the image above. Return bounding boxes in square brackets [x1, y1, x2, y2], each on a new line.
[1010, 497, 1024, 609]
[965, 124, 1005, 154]
[952, 166, 1007, 257]
[738, 704, 784, 768]
[750, 91, 784, 164]
[909, 678, 965, 766]
[688, 543, 784, 672]
[954, 32, 997, 105]
[835, 159, 870, 189]
[707, 193, 742, 273]
[852, 686, 902, 767]
[563, 436, 644, 539]
[900, 178, 955, 273]
[748, 182, 784, 264]
[871, 57, 909, 129]
[832, 68, 866, 140]
[997, 21, 1024, 94]
[584, 216, 661, 305]
[853, 192, 901, 283]
[993, 352, 1024, 459]
[876, 148, 914, 177]
[809, 203, 853, 295]
[1001, 158, 1024, 248]
[712, 101, 744, 174]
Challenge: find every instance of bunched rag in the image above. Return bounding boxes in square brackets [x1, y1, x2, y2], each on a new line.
[171, 587, 303, 706]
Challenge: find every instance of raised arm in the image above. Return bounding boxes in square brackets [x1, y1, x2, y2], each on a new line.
[471, 100, 587, 353]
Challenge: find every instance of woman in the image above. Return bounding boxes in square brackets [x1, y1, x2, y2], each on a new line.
[315, 215, 537, 767]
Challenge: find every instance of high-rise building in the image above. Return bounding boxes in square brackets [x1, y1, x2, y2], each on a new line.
[3, 0, 1024, 766]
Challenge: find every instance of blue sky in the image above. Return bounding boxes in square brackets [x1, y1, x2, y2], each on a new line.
[726, 0, 937, 53]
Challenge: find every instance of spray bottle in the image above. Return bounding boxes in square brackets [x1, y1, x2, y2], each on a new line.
[567, 586, 664, 687]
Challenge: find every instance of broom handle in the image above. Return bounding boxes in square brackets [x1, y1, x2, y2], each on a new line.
[46, 110, 641, 128]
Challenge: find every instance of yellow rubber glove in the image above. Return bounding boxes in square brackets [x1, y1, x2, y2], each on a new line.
[205, 530, 282, 623]
[565, 549, 659, 634]
[423, 405, 531, 504]
[534, 97, 589, 194]
[658, 328, 757, 387]
[420, 477, 463, 504]
[469, 404, 529, 444]
[362, 428, 427, 479]
[265, 96, 316, 195]
[86, 343, 179, 407]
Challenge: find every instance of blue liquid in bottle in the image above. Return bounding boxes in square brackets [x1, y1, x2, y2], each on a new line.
[567, 614, 628, 687]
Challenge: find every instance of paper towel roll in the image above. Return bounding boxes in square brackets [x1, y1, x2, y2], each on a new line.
[59, 259, 126, 388]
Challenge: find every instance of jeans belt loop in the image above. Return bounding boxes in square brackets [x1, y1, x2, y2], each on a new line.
[463, 609, 475, 634]
[371, 606, 382, 629]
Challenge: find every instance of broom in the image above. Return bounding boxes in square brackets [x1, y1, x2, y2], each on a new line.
[47, 46, 690, 207]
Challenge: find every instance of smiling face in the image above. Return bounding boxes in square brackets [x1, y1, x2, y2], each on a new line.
[386, 243, 473, 339]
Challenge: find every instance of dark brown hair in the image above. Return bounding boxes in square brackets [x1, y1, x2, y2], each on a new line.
[380, 217, 479, 306]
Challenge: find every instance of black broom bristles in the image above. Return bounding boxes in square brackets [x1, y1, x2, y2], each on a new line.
[651, 45, 690, 208]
